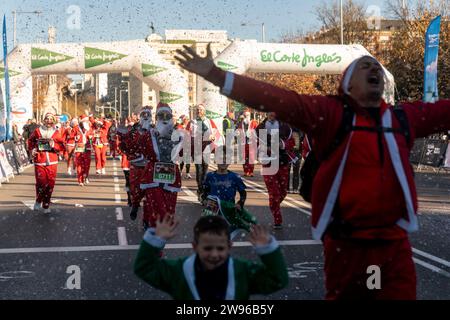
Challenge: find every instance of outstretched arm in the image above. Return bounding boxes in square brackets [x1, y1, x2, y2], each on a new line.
[175, 44, 337, 136]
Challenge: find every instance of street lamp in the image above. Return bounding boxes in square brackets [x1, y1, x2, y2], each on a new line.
[119, 89, 128, 120]
[241, 22, 266, 42]
[121, 80, 131, 118]
[12, 10, 43, 48]
[340, 0, 344, 45]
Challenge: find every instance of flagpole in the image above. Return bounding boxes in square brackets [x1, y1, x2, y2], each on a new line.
[3, 15, 12, 141]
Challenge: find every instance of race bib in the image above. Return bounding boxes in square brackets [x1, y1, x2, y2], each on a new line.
[37, 139, 52, 151]
[96, 143, 104, 148]
[94, 133, 101, 138]
[153, 162, 176, 184]
[202, 197, 220, 216]
[75, 144, 86, 153]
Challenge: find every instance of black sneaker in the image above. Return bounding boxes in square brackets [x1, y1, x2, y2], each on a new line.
[129, 206, 139, 220]
[143, 221, 149, 231]
[273, 224, 283, 230]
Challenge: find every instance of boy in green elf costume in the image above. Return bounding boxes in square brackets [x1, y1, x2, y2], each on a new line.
[134, 214, 288, 300]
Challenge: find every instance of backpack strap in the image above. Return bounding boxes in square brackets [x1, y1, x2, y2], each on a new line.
[321, 104, 354, 160]
[392, 105, 411, 145]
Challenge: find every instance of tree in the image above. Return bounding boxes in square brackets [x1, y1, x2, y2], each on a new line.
[385, 0, 450, 101]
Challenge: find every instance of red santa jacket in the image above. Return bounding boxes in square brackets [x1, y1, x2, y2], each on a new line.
[119, 124, 148, 165]
[256, 119, 295, 167]
[63, 126, 76, 146]
[90, 120, 111, 147]
[70, 126, 93, 152]
[139, 129, 182, 193]
[204, 67, 450, 240]
[28, 126, 65, 166]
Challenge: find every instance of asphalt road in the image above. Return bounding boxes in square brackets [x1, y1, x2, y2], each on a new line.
[0, 158, 449, 300]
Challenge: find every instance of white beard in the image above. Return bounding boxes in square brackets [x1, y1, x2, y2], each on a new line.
[243, 117, 250, 125]
[81, 122, 90, 130]
[40, 125, 55, 139]
[156, 120, 173, 138]
[265, 120, 279, 135]
[140, 119, 152, 131]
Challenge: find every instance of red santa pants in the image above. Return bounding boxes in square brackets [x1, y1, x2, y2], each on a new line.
[94, 145, 107, 170]
[323, 235, 416, 300]
[143, 187, 177, 227]
[243, 143, 255, 175]
[65, 145, 75, 170]
[129, 165, 146, 207]
[34, 164, 57, 208]
[263, 164, 289, 225]
[75, 151, 91, 183]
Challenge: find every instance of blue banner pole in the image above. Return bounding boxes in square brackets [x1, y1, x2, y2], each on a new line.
[423, 15, 441, 103]
[2, 14, 12, 140]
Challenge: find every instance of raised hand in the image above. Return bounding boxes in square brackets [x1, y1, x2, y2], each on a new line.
[175, 43, 215, 77]
[155, 214, 179, 241]
[249, 224, 271, 246]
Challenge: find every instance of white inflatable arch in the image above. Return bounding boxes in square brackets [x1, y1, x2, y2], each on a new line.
[198, 40, 395, 127]
[5, 40, 189, 117]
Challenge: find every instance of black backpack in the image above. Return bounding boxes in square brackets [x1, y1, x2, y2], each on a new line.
[299, 105, 411, 203]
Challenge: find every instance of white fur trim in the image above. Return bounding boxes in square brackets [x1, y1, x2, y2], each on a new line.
[143, 228, 167, 248]
[382, 110, 418, 232]
[311, 115, 356, 240]
[254, 236, 279, 255]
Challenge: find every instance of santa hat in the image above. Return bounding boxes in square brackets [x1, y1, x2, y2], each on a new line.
[94, 118, 103, 126]
[338, 55, 384, 96]
[139, 105, 152, 116]
[79, 114, 90, 122]
[156, 102, 172, 115]
[70, 118, 79, 127]
[43, 112, 56, 122]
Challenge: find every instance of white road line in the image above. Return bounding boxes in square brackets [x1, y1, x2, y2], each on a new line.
[113, 177, 119, 183]
[413, 248, 450, 268]
[115, 194, 121, 203]
[179, 196, 198, 203]
[413, 257, 450, 278]
[182, 187, 197, 198]
[114, 184, 120, 192]
[117, 227, 128, 246]
[115, 208, 123, 221]
[0, 240, 322, 254]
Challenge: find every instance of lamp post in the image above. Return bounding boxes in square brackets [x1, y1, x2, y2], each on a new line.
[241, 22, 266, 42]
[12, 10, 43, 47]
[121, 80, 131, 118]
[340, 0, 344, 45]
[119, 89, 128, 120]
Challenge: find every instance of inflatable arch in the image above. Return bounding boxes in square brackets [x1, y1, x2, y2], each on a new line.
[3, 40, 189, 117]
[198, 40, 395, 129]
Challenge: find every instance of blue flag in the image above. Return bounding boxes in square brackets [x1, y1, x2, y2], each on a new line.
[2, 14, 12, 140]
[423, 15, 441, 103]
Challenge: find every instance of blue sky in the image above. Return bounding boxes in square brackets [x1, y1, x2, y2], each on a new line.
[2, 0, 388, 48]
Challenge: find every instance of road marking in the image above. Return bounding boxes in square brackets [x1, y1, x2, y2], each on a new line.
[0, 240, 322, 254]
[179, 196, 198, 203]
[115, 194, 121, 203]
[21, 200, 35, 210]
[117, 227, 128, 246]
[114, 177, 119, 183]
[413, 257, 450, 278]
[182, 187, 197, 198]
[114, 184, 120, 192]
[115, 208, 123, 221]
[413, 248, 450, 268]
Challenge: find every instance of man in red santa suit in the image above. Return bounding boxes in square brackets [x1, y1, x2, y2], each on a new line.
[118, 106, 153, 220]
[237, 108, 258, 177]
[257, 112, 295, 229]
[63, 118, 78, 176]
[27, 112, 65, 213]
[139, 102, 183, 230]
[91, 118, 111, 175]
[70, 115, 93, 186]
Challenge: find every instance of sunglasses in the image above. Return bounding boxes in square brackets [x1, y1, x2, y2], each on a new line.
[157, 113, 172, 121]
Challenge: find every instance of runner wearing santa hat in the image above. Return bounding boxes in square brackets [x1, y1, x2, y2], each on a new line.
[119, 106, 153, 220]
[70, 114, 93, 186]
[27, 112, 65, 213]
[91, 118, 111, 175]
[139, 102, 183, 230]
[63, 118, 78, 176]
